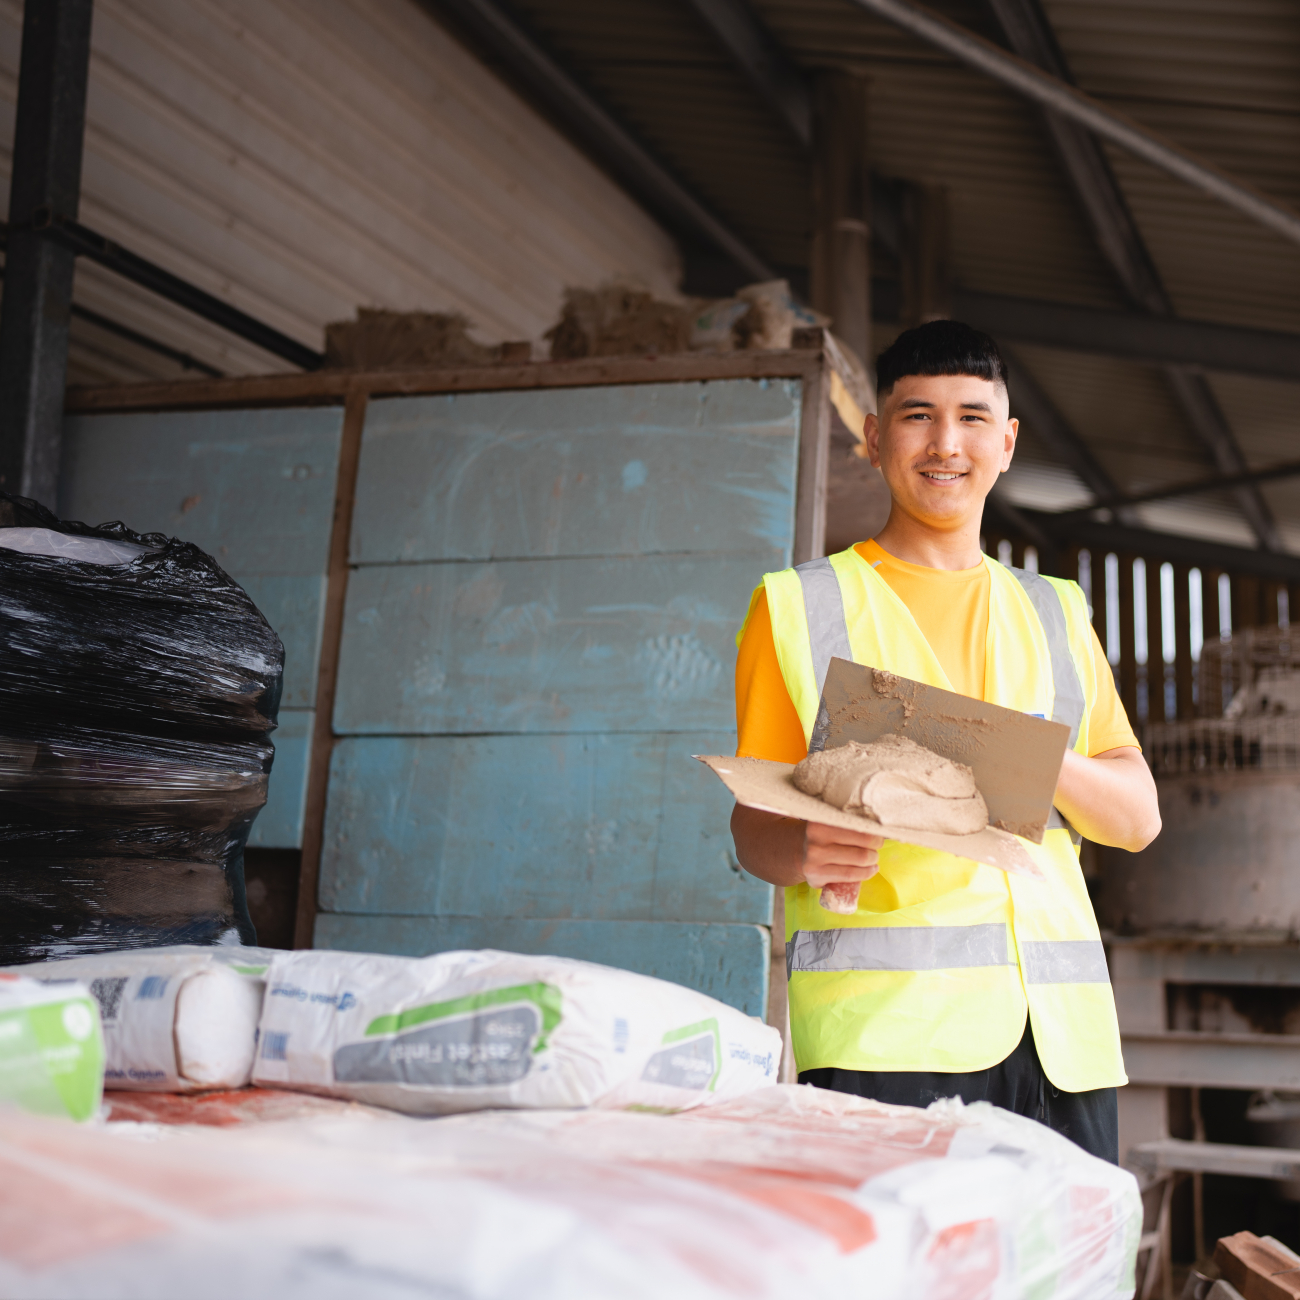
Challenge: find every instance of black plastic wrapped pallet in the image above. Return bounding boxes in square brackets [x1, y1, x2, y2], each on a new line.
[0, 494, 284, 963]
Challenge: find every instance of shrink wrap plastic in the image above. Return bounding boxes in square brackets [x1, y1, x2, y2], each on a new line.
[253, 948, 782, 1114]
[0, 1083, 1140, 1299]
[5, 945, 278, 1092]
[0, 493, 283, 962]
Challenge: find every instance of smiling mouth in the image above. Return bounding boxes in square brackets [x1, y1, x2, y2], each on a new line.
[919, 469, 966, 481]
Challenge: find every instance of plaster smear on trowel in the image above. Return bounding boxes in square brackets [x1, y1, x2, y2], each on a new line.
[792, 734, 988, 835]
[871, 668, 918, 720]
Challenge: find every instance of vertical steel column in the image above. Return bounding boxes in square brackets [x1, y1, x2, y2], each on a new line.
[809, 72, 871, 368]
[0, 0, 93, 505]
[899, 182, 951, 327]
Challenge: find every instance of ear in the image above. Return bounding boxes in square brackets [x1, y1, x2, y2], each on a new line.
[1001, 417, 1018, 472]
[865, 411, 882, 468]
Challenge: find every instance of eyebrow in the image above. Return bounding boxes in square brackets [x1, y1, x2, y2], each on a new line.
[895, 398, 993, 412]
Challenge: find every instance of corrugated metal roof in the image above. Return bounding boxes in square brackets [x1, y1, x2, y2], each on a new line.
[0, 0, 682, 384]
[498, 0, 1300, 545]
[0, 0, 1290, 547]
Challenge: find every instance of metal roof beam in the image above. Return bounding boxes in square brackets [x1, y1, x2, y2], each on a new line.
[429, 0, 775, 282]
[1052, 456, 1300, 518]
[985, 0, 1167, 315]
[1021, 510, 1300, 582]
[848, 0, 1300, 249]
[949, 290, 1300, 382]
[998, 342, 1129, 514]
[1163, 365, 1279, 549]
[683, 0, 811, 147]
[985, 0, 1278, 550]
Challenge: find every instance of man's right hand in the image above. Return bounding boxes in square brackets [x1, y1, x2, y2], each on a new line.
[730, 803, 883, 889]
[801, 820, 883, 888]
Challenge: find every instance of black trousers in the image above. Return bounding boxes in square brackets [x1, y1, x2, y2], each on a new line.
[799, 1021, 1119, 1164]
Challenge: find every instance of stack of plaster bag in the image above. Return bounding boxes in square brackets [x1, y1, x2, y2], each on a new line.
[2, 946, 278, 1093]
[0, 1080, 1142, 1300]
[3, 946, 781, 1113]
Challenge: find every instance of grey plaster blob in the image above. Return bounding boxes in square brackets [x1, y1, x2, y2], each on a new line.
[792, 734, 988, 835]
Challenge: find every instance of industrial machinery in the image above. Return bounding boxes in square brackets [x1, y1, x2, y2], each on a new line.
[1098, 627, 1300, 1256]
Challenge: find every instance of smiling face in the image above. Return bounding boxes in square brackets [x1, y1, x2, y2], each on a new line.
[865, 372, 1018, 538]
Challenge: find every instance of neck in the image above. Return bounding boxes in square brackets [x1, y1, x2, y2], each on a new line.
[870, 504, 985, 571]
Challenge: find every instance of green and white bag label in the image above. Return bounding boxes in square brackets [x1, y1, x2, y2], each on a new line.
[333, 983, 562, 1087]
[0, 975, 103, 1122]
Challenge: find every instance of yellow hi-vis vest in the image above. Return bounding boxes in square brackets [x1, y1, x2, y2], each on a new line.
[762, 545, 1127, 1093]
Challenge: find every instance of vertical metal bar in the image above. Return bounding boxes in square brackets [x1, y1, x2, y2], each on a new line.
[1234, 574, 1261, 631]
[294, 384, 368, 949]
[1265, 579, 1285, 627]
[1147, 557, 1165, 723]
[0, 0, 93, 504]
[1119, 555, 1137, 724]
[1174, 563, 1193, 720]
[1203, 568, 1226, 717]
[810, 72, 871, 367]
[1191, 1087, 1206, 1267]
[1092, 548, 1109, 671]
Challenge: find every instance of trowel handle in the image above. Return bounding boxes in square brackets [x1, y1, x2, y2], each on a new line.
[819, 882, 860, 915]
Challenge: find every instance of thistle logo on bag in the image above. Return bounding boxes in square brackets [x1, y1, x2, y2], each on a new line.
[88, 976, 127, 1023]
[332, 982, 562, 1088]
[639, 1018, 721, 1091]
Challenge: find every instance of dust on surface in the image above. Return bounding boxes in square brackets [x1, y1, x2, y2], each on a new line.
[993, 818, 1041, 839]
[792, 735, 987, 835]
[871, 668, 918, 720]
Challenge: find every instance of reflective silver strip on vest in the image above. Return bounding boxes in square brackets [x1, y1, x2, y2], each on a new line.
[1019, 939, 1110, 984]
[787, 923, 1010, 978]
[1010, 569, 1086, 843]
[796, 556, 852, 698]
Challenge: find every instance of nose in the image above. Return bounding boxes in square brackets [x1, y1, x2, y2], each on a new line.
[926, 412, 965, 458]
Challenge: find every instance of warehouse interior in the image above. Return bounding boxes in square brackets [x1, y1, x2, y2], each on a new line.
[2, 0, 1300, 1295]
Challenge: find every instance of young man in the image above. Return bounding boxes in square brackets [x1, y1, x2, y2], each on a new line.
[732, 320, 1160, 1163]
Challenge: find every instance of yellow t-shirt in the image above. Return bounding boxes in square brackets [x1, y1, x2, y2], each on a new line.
[735, 539, 1139, 762]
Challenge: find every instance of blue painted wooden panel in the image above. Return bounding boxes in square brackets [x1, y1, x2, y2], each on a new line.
[314, 914, 770, 1017]
[333, 555, 774, 735]
[248, 709, 312, 849]
[236, 575, 327, 708]
[350, 380, 801, 563]
[60, 407, 342, 572]
[318, 733, 770, 925]
[60, 407, 341, 711]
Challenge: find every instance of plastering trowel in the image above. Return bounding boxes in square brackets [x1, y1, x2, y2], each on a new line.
[698, 656, 1072, 913]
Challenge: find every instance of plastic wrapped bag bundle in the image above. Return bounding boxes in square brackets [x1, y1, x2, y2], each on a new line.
[0, 493, 284, 963]
[0, 1083, 1140, 1299]
[3, 945, 277, 1092]
[0, 972, 103, 1121]
[253, 948, 782, 1115]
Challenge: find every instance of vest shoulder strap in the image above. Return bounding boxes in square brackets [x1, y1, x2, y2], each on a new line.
[1008, 567, 1088, 843]
[794, 555, 851, 697]
[1007, 568, 1086, 748]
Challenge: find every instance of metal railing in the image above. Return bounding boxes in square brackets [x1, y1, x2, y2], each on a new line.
[980, 530, 1300, 772]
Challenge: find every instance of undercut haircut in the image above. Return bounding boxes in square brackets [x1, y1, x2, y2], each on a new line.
[875, 320, 1008, 395]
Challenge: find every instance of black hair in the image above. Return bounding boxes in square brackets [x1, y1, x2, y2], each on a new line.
[875, 320, 1008, 394]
